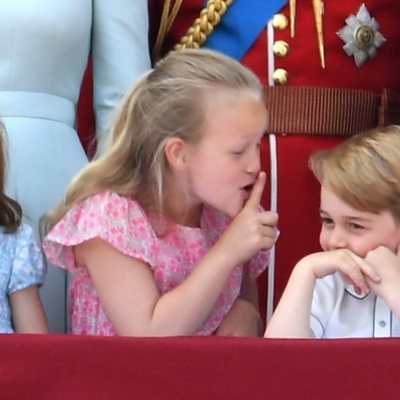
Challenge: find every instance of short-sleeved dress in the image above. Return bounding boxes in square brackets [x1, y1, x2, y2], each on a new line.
[43, 191, 269, 336]
[0, 223, 46, 333]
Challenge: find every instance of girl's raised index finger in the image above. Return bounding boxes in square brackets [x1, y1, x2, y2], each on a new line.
[245, 171, 266, 209]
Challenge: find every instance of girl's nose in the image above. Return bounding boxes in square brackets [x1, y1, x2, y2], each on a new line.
[246, 150, 261, 174]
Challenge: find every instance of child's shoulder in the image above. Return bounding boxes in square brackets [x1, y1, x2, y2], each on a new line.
[47, 190, 151, 244]
[0, 222, 43, 276]
[83, 190, 141, 210]
[44, 191, 156, 270]
[0, 222, 36, 245]
[79, 190, 147, 221]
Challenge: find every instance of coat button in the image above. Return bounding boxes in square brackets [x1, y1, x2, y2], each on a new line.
[273, 40, 290, 57]
[272, 14, 289, 30]
[272, 68, 289, 85]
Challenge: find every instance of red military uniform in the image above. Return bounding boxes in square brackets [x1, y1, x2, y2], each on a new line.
[149, 1, 400, 318]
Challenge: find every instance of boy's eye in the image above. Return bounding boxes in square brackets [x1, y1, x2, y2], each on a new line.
[321, 217, 333, 226]
[349, 222, 365, 230]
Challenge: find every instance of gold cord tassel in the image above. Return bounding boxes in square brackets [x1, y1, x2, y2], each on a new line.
[289, 0, 296, 38]
[312, 0, 325, 69]
[153, 0, 183, 62]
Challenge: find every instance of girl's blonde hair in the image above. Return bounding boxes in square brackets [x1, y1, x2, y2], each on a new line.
[51, 49, 263, 222]
[0, 124, 22, 232]
[310, 125, 400, 220]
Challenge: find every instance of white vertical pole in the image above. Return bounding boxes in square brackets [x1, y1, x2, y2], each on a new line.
[266, 20, 278, 323]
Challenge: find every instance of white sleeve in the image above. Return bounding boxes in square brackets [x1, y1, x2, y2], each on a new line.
[92, 0, 151, 136]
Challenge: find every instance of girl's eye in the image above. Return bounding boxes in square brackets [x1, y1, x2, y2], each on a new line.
[231, 150, 245, 156]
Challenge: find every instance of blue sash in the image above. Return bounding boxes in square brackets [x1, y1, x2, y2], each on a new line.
[204, 0, 288, 60]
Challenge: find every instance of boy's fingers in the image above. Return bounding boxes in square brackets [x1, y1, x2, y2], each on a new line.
[245, 171, 266, 209]
[351, 253, 381, 283]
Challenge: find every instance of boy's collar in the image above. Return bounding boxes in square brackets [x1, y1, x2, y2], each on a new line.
[344, 284, 370, 300]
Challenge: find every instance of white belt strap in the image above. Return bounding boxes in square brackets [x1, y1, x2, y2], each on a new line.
[0, 91, 75, 127]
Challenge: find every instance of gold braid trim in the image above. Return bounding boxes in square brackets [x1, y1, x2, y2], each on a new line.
[175, 0, 234, 51]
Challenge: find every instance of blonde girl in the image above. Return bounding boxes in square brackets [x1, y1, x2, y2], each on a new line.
[43, 49, 278, 336]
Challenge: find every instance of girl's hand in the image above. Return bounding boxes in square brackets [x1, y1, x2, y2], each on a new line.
[218, 172, 279, 265]
[215, 273, 263, 337]
[214, 298, 262, 337]
[298, 249, 380, 295]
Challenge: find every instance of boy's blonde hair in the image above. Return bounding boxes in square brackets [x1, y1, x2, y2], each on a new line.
[51, 49, 263, 222]
[310, 125, 400, 220]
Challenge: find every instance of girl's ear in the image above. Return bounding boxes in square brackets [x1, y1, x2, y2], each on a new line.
[164, 137, 187, 170]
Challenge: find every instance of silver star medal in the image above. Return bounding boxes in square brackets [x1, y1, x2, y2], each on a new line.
[337, 3, 386, 68]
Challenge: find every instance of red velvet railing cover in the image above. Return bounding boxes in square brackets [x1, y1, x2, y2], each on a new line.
[1, 334, 399, 400]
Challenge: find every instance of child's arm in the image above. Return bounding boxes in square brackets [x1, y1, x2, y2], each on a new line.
[77, 236, 265, 336]
[76, 173, 278, 336]
[9, 223, 48, 334]
[214, 269, 263, 337]
[265, 250, 380, 338]
[10, 286, 48, 333]
[365, 246, 400, 319]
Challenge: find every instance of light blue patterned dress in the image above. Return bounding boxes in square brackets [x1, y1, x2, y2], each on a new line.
[0, 223, 46, 333]
[0, 0, 150, 332]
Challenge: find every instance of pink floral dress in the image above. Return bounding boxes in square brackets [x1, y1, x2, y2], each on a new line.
[43, 191, 269, 336]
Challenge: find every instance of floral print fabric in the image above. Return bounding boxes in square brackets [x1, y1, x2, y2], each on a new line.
[0, 223, 46, 333]
[43, 191, 269, 335]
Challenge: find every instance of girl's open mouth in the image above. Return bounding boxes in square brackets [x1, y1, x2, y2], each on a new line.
[242, 184, 254, 193]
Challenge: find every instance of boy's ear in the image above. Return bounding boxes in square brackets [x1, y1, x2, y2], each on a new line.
[164, 137, 187, 170]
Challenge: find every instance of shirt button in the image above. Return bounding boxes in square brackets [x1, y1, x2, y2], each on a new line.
[379, 320, 387, 328]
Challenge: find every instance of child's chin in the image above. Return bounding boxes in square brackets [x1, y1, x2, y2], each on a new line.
[214, 201, 243, 219]
[225, 206, 243, 219]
